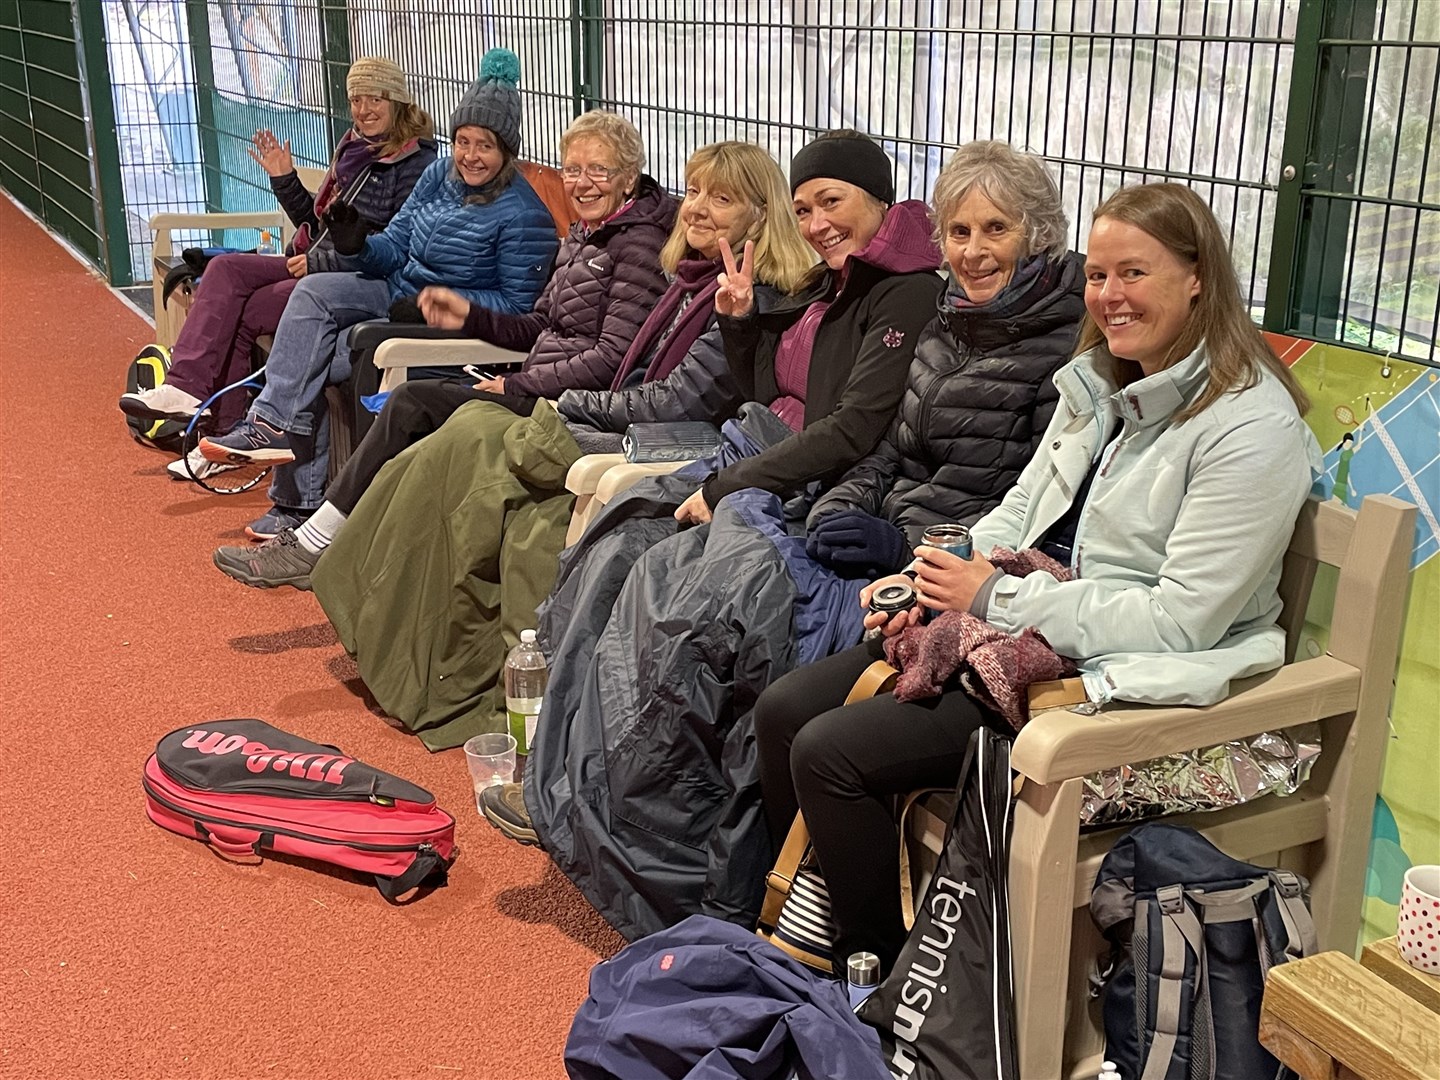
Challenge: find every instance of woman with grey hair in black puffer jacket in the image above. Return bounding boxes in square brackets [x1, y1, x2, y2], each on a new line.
[804, 140, 1086, 579]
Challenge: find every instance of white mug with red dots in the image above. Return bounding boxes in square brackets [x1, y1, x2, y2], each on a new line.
[1397, 864, 1440, 975]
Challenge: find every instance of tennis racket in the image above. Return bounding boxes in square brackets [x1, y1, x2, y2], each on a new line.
[177, 366, 272, 494]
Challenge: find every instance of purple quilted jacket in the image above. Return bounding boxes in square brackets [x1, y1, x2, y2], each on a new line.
[461, 175, 676, 397]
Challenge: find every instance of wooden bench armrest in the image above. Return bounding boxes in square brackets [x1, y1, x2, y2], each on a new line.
[566, 454, 629, 495]
[1010, 656, 1361, 785]
[149, 210, 287, 259]
[371, 337, 529, 369]
[594, 460, 692, 503]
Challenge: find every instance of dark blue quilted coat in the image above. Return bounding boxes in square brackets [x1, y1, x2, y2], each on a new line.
[353, 157, 558, 311]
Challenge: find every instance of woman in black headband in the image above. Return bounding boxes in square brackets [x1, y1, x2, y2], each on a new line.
[672, 129, 945, 524]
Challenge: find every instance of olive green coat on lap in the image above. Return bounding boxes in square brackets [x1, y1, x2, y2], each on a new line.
[312, 400, 582, 751]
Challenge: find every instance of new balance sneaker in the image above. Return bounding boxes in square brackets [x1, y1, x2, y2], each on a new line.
[199, 416, 295, 465]
[119, 382, 206, 422]
[479, 781, 538, 846]
[245, 507, 311, 541]
[213, 528, 318, 590]
[166, 446, 239, 483]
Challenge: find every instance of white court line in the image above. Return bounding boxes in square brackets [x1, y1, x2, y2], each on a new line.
[1368, 399, 1440, 551]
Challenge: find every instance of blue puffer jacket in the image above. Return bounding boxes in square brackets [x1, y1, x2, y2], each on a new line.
[353, 158, 558, 312]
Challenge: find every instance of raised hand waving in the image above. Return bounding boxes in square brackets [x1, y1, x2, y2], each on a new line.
[715, 237, 756, 318]
[247, 129, 295, 178]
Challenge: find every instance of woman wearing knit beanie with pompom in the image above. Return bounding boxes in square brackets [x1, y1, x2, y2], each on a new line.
[198, 46, 558, 540]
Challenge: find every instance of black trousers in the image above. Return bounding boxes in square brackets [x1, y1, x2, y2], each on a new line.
[752, 636, 1010, 974]
[325, 378, 537, 514]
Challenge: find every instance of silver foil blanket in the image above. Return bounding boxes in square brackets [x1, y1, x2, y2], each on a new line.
[1079, 722, 1322, 826]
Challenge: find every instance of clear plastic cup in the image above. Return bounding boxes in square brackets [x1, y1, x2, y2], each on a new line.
[463, 733, 517, 812]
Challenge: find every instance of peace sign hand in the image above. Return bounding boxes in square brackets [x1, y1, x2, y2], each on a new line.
[247, 129, 295, 178]
[715, 237, 755, 318]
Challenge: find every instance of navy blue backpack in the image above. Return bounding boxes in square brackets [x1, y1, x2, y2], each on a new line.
[1090, 823, 1317, 1080]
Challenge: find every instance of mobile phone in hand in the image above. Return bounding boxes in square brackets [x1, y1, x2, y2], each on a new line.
[463, 364, 497, 381]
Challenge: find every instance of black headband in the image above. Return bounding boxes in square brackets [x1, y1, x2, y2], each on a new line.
[789, 135, 895, 204]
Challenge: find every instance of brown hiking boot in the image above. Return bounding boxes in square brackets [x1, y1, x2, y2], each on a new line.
[479, 781, 537, 845]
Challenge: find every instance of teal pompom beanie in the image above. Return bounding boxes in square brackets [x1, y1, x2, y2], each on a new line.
[450, 47, 522, 154]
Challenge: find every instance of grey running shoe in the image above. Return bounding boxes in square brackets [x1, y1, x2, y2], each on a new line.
[212, 528, 318, 590]
[480, 781, 538, 845]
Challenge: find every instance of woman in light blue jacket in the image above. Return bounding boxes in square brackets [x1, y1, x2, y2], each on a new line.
[750, 181, 1321, 975]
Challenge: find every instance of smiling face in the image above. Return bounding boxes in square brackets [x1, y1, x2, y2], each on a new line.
[1084, 216, 1201, 375]
[679, 177, 757, 260]
[792, 178, 886, 270]
[452, 125, 505, 187]
[349, 95, 395, 139]
[562, 135, 634, 225]
[943, 188, 1028, 304]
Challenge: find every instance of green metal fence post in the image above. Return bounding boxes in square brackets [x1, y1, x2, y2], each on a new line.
[1263, 0, 1379, 339]
[318, 0, 352, 152]
[72, 0, 130, 284]
[184, 0, 223, 217]
[571, 0, 602, 114]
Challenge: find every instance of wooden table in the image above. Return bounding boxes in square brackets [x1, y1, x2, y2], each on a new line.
[1260, 939, 1440, 1079]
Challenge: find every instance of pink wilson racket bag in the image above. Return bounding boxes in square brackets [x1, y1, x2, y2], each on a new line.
[143, 719, 457, 900]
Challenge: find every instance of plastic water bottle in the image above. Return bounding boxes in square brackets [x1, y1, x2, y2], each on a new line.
[504, 630, 547, 755]
[1097, 1061, 1122, 1080]
[846, 951, 880, 1011]
[256, 229, 279, 255]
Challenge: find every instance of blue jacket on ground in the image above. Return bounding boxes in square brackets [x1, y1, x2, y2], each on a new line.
[353, 157, 557, 311]
[565, 914, 888, 1080]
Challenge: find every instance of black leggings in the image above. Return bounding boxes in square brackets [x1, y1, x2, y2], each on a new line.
[752, 636, 1010, 974]
[326, 378, 537, 514]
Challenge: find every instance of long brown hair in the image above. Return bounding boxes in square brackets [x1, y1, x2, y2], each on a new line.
[377, 101, 433, 157]
[1074, 183, 1308, 420]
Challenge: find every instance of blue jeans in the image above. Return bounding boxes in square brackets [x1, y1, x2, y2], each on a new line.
[250, 272, 392, 510]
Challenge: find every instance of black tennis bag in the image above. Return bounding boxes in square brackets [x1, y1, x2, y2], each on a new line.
[856, 727, 1017, 1080]
[1090, 824, 1317, 1080]
[125, 343, 185, 452]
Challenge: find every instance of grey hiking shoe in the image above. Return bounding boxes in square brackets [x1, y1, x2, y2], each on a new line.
[212, 528, 318, 590]
[480, 781, 538, 846]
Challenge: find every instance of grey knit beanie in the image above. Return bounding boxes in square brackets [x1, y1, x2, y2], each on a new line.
[449, 48, 522, 155]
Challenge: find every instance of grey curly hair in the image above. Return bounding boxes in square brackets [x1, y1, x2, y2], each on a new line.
[559, 109, 646, 178]
[930, 141, 1069, 260]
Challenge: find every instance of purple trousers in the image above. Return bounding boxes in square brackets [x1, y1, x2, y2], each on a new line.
[164, 253, 298, 430]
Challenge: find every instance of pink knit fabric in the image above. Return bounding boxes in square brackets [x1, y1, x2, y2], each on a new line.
[882, 547, 1078, 729]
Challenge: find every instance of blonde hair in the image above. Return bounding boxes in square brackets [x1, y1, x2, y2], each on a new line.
[1074, 182, 1308, 420]
[376, 101, 433, 158]
[560, 110, 645, 179]
[930, 140, 1068, 259]
[659, 141, 816, 294]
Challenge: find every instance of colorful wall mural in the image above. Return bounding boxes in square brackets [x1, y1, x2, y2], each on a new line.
[1268, 333, 1440, 943]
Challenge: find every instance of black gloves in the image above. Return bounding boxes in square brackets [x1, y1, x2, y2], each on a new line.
[807, 510, 910, 576]
[323, 201, 368, 256]
[387, 296, 424, 323]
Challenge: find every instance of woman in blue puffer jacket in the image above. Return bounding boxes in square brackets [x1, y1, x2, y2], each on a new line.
[199, 48, 559, 540]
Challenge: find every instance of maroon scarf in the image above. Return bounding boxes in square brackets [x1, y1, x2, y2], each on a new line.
[607, 256, 724, 391]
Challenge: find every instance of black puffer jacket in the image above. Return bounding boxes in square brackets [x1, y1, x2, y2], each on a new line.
[809, 251, 1086, 547]
[555, 284, 781, 429]
[461, 175, 676, 397]
[271, 132, 438, 274]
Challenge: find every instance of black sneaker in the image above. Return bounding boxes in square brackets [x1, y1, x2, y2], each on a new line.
[480, 781, 538, 845]
[212, 528, 318, 590]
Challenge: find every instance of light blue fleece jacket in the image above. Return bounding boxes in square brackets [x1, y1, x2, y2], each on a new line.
[969, 343, 1323, 706]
